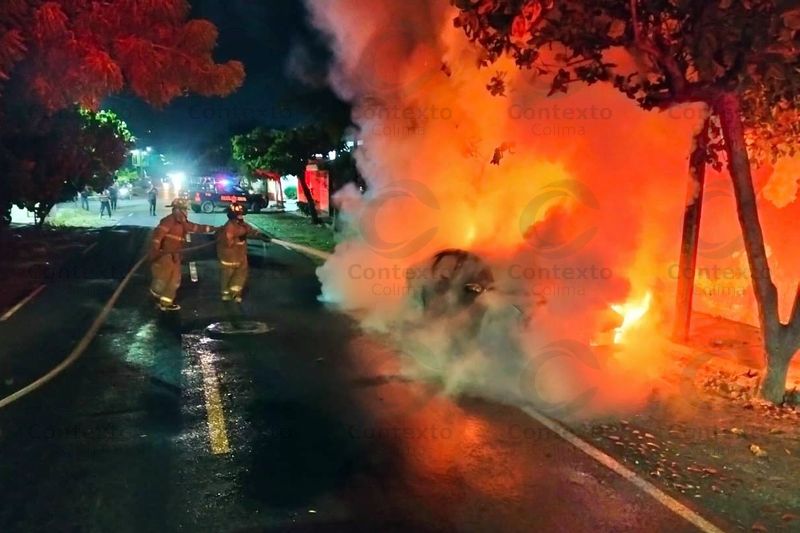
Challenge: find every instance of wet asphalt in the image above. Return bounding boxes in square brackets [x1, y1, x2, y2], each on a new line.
[0, 204, 715, 532]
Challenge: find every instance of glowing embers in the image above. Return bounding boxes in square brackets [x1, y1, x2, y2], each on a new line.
[610, 292, 653, 344]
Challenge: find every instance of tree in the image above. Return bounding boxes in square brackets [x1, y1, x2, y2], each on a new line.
[1, 107, 132, 226]
[232, 126, 336, 225]
[114, 167, 140, 187]
[0, 0, 245, 227]
[0, 0, 245, 112]
[453, 0, 800, 403]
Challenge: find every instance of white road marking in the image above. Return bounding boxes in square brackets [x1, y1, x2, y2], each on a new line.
[1, 285, 47, 322]
[0, 239, 218, 410]
[112, 213, 133, 228]
[0, 250, 143, 409]
[189, 262, 199, 283]
[82, 242, 98, 256]
[521, 406, 725, 533]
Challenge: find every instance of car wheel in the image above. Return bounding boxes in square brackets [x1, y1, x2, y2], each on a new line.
[249, 201, 262, 214]
[200, 201, 214, 214]
[191, 206, 201, 214]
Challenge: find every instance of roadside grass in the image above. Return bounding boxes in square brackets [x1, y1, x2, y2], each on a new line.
[47, 203, 119, 228]
[247, 212, 335, 253]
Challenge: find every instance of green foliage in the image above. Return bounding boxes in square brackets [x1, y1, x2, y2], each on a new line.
[0, 106, 133, 225]
[247, 212, 335, 254]
[284, 186, 298, 200]
[0, 1, 245, 227]
[114, 167, 139, 186]
[231, 125, 339, 223]
[232, 125, 334, 177]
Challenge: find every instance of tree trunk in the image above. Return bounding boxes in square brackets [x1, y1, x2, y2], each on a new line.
[715, 91, 795, 403]
[672, 119, 710, 342]
[762, 348, 792, 403]
[297, 173, 321, 225]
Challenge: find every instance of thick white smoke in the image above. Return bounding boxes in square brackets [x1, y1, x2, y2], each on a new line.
[303, 0, 729, 418]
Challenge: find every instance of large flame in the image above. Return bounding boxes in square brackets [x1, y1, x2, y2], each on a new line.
[611, 292, 653, 345]
[305, 0, 800, 415]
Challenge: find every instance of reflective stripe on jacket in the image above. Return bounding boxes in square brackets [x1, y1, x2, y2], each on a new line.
[216, 220, 261, 265]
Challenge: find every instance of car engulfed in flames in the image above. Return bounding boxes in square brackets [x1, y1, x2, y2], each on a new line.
[406, 249, 650, 355]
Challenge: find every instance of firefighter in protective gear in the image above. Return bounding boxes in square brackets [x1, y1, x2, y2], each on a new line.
[217, 203, 270, 303]
[149, 198, 216, 311]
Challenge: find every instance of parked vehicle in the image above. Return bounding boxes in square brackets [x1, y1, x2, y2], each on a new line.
[184, 176, 269, 214]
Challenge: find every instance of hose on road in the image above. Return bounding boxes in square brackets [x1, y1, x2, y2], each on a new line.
[0, 240, 217, 410]
[0, 235, 331, 410]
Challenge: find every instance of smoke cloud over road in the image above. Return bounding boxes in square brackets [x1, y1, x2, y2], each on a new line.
[304, 0, 800, 418]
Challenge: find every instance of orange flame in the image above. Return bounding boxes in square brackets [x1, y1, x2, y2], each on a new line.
[610, 292, 653, 344]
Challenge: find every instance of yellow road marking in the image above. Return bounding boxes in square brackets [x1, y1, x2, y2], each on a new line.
[198, 350, 231, 455]
[1, 285, 47, 322]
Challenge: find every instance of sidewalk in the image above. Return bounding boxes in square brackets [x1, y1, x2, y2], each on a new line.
[570, 312, 800, 532]
[682, 312, 800, 397]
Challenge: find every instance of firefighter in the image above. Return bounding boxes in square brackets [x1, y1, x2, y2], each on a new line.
[149, 198, 216, 311]
[217, 203, 271, 303]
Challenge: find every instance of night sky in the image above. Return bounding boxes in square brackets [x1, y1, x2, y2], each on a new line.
[105, 0, 341, 166]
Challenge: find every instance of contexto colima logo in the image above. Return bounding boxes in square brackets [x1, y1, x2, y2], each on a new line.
[518, 339, 600, 418]
[359, 180, 440, 259]
[519, 179, 599, 259]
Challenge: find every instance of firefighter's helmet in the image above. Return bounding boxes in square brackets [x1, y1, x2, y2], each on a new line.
[227, 202, 246, 220]
[168, 197, 189, 212]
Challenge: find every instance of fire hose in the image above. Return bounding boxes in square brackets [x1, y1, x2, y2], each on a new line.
[270, 238, 331, 261]
[0, 236, 330, 410]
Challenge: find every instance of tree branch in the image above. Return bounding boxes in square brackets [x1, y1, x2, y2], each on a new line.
[647, 83, 712, 108]
[630, 0, 687, 95]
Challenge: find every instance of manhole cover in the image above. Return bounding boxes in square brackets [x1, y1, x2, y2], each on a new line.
[205, 321, 272, 336]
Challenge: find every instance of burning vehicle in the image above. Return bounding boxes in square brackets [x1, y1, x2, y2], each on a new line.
[389, 246, 657, 416]
[406, 249, 631, 348]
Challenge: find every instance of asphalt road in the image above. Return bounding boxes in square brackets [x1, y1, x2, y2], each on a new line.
[0, 203, 714, 532]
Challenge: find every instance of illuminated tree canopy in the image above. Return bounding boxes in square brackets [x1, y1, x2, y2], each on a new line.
[0, 0, 245, 111]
